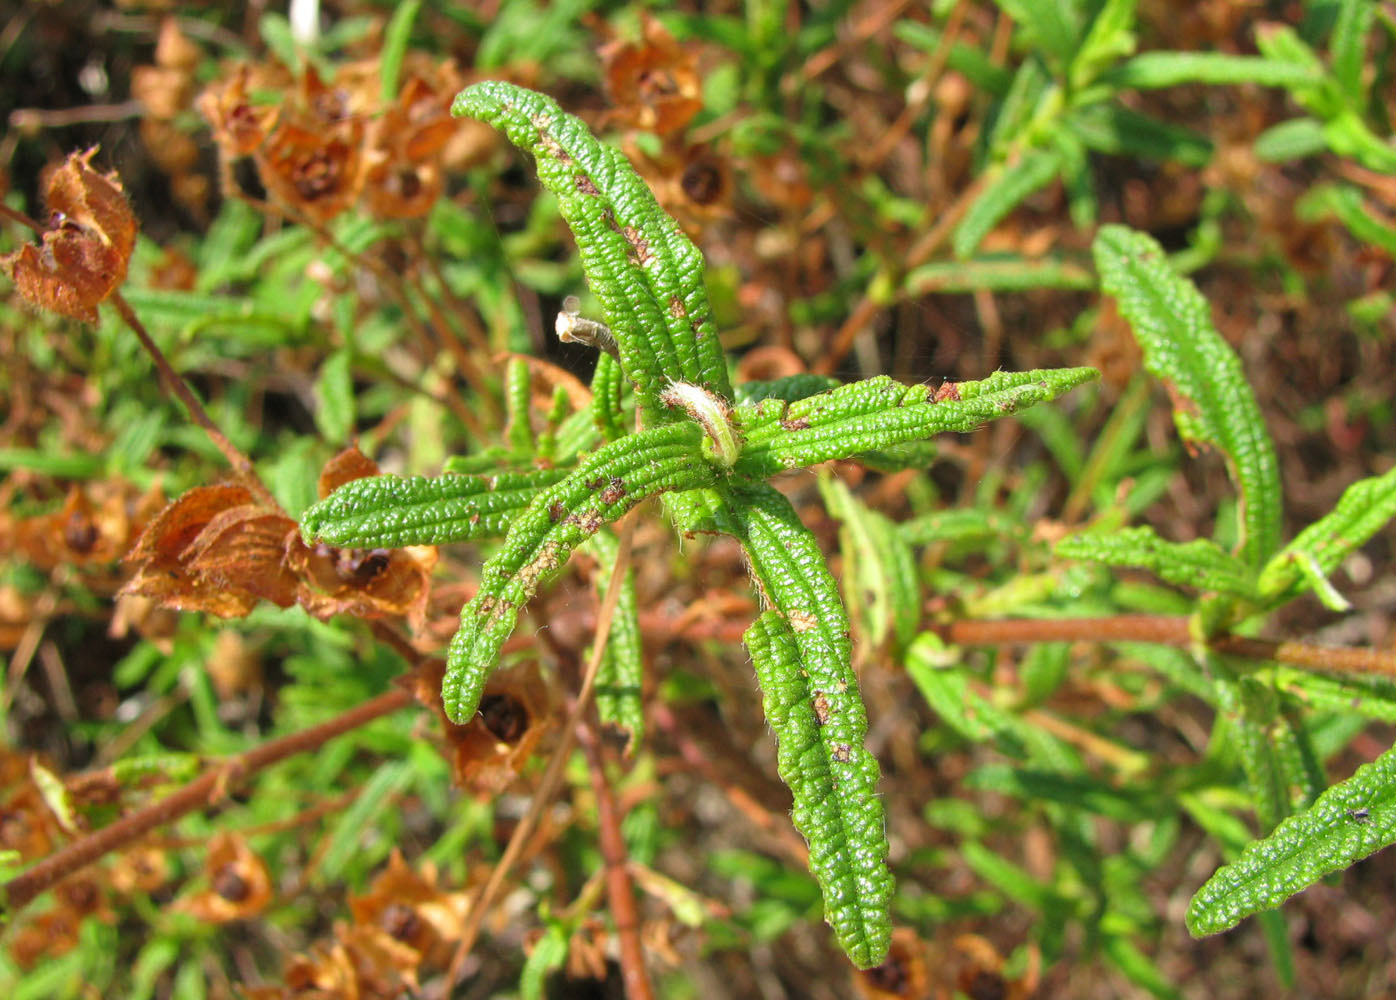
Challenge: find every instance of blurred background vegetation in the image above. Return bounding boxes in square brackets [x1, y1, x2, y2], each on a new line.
[1, 1, 1395, 997]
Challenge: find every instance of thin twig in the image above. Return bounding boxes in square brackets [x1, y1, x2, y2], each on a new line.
[814, 172, 987, 375]
[3, 684, 413, 914]
[575, 710, 654, 1000]
[935, 615, 1396, 679]
[110, 292, 280, 510]
[446, 512, 639, 985]
[9, 101, 146, 131]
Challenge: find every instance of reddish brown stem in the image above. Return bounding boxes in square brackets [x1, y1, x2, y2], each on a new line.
[4, 684, 413, 914]
[935, 615, 1396, 679]
[446, 514, 638, 984]
[575, 713, 654, 1000]
[110, 291, 280, 510]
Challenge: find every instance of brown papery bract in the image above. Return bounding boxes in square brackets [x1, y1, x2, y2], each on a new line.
[1, 148, 137, 323]
[600, 14, 703, 138]
[176, 831, 274, 923]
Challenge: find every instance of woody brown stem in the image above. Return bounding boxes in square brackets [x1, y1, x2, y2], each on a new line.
[935, 615, 1396, 679]
[575, 713, 654, 1000]
[110, 291, 280, 510]
[4, 684, 413, 915]
[447, 514, 638, 984]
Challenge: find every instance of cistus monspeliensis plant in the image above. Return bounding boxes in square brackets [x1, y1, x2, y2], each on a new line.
[299, 80, 1098, 969]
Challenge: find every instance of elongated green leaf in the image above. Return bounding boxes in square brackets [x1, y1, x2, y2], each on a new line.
[1253, 117, 1328, 162]
[1102, 52, 1320, 89]
[1093, 225, 1282, 567]
[1187, 738, 1396, 936]
[1068, 0, 1138, 91]
[726, 484, 892, 970]
[1067, 105, 1213, 165]
[906, 635, 1029, 757]
[504, 356, 536, 454]
[818, 473, 920, 648]
[443, 423, 716, 722]
[732, 368, 1098, 478]
[899, 508, 1027, 547]
[733, 373, 842, 406]
[378, 0, 422, 102]
[453, 82, 731, 418]
[584, 529, 645, 753]
[590, 351, 627, 443]
[1273, 667, 1396, 723]
[994, 0, 1082, 65]
[301, 466, 570, 547]
[1258, 460, 1396, 606]
[903, 253, 1096, 294]
[1214, 671, 1288, 831]
[1330, 0, 1375, 105]
[1299, 184, 1396, 257]
[953, 150, 1062, 259]
[1055, 525, 1256, 596]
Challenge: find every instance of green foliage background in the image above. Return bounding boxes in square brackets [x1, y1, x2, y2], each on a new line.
[2, 0, 1396, 997]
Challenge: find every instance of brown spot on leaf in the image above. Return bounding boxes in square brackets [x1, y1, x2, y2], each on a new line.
[599, 477, 628, 504]
[812, 692, 831, 725]
[933, 382, 961, 403]
[575, 174, 600, 196]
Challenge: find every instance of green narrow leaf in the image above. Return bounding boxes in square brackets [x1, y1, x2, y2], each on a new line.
[1093, 225, 1282, 566]
[379, 0, 423, 102]
[994, 0, 1082, 65]
[899, 507, 1027, 547]
[1021, 642, 1071, 706]
[1214, 671, 1288, 831]
[301, 466, 570, 547]
[519, 924, 568, 1000]
[953, 150, 1062, 259]
[314, 349, 355, 443]
[504, 356, 536, 455]
[1067, 105, 1213, 165]
[1067, 0, 1137, 90]
[733, 373, 842, 406]
[732, 368, 1098, 478]
[906, 635, 1029, 756]
[590, 351, 627, 443]
[1253, 117, 1329, 162]
[726, 484, 893, 970]
[817, 473, 920, 648]
[1187, 737, 1396, 936]
[902, 253, 1096, 294]
[1329, 0, 1376, 105]
[453, 82, 732, 418]
[1298, 184, 1396, 257]
[317, 761, 413, 881]
[444, 422, 716, 722]
[1275, 667, 1396, 722]
[1055, 525, 1256, 596]
[585, 529, 645, 753]
[1102, 52, 1321, 89]
[1257, 460, 1396, 606]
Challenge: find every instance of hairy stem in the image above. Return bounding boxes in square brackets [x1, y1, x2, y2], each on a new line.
[446, 513, 638, 982]
[110, 292, 280, 510]
[575, 712, 653, 1000]
[3, 684, 413, 915]
[937, 615, 1396, 678]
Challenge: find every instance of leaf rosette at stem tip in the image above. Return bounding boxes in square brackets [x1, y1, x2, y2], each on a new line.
[452, 80, 732, 420]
